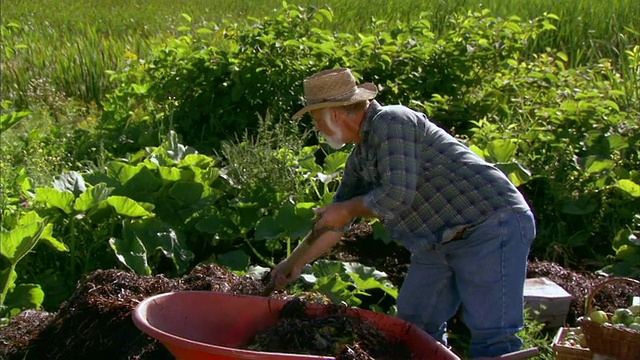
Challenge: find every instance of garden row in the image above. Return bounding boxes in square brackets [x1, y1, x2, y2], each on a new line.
[1, 5, 638, 342]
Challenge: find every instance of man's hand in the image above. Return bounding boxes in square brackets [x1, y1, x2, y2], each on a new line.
[270, 258, 304, 290]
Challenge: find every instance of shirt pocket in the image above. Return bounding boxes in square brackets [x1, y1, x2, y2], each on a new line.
[360, 150, 379, 185]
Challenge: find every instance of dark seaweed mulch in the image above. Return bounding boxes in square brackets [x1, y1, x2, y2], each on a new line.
[245, 298, 411, 359]
[0, 263, 400, 360]
[0, 265, 285, 360]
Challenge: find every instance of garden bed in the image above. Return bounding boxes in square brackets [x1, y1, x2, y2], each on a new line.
[1, 223, 638, 359]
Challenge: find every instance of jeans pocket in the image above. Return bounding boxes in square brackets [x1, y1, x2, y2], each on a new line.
[516, 210, 537, 246]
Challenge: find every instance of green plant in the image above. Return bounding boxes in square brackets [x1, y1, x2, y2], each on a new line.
[518, 310, 553, 359]
[0, 101, 30, 134]
[297, 260, 398, 311]
[602, 213, 640, 277]
[463, 43, 640, 271]
[0, 211, 67, 323]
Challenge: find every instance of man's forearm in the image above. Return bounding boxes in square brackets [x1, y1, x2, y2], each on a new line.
[289, 231, 344, 268]
[342, 195, 377, 219]
[286, 196, 377, 269]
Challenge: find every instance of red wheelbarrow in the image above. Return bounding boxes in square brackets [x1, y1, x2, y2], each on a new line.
[131, 291, 460, 360]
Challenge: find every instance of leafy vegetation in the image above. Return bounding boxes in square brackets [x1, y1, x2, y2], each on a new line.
[1, 1, 639, 356]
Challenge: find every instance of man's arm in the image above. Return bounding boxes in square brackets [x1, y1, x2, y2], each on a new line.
[271, 230, 343, 290]
[314, 195, 376, 231]
[288, 230, 344, 267]
[363, 116, 420, 219]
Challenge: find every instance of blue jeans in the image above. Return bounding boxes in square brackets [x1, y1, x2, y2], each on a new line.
[396, 208, 536, 358]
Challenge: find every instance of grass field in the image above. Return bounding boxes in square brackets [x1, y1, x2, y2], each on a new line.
[2, 0, 639, 107]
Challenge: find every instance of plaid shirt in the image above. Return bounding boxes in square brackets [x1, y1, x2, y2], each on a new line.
[334, 101, 530, 246]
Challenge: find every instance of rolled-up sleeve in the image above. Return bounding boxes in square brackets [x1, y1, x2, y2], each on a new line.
[363, 118, 419, 219]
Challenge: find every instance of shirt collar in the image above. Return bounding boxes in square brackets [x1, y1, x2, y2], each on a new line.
[360, 100, 383, 138]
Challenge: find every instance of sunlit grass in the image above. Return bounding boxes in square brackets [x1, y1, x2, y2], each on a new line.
[2, 0, 638, 107]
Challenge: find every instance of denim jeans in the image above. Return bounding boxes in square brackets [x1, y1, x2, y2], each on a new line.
[396, 208, 536, 358]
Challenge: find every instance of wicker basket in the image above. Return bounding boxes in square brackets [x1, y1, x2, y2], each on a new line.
[552, 327, 591, 360]
[579, 277, 640, 360]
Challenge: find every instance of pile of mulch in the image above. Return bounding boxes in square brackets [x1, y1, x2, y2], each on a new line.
[527, 260, 640, 325]
[245, 298, 411, 359]
[0, 264, 402, 360]
[0, 264, 291, 360]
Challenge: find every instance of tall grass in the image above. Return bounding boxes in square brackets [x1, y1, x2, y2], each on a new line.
[2, 0, 638, 108]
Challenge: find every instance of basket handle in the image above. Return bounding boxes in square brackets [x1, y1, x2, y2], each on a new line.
[584, 277, 640, 315]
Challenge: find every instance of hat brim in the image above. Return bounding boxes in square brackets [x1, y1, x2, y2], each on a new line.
[292, 82, 377, 120]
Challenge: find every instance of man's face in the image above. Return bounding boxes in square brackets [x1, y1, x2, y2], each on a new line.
[312, 108, 345, 150]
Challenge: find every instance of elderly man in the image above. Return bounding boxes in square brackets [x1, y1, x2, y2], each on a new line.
[270, 68, 536, 358]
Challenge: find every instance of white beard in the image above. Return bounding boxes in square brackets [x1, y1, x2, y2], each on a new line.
[321, 110, 345, 150]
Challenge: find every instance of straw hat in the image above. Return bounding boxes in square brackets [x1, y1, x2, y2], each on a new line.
[292, 68, 377, 120]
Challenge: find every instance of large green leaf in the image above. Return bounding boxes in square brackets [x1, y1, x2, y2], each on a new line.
[614, 244, 640, 261]
[107, 161, 141, 185]
[607, 134, 629, 151]
[217, 250, 251, 271]
[106, 196, 154, 217]
[123, 166, 163, 195]
[254, 216, 283, 240]
[487, 139, 517, 162]
[109, 236, 151, 275]
[583, 156, 615, 174]
[193, 166, 220, 186]
[0, 110, 30, 133]
[74, 183, 112, 212]
[343, 262, 398, 298]
[195, 211, 240, 241]
[0, 219, 46, 264]
[469, 144, 486, 159]
[616, 179, 640, 197]
[315, 275, 360, 306]
[323, 151, 349, 173]
[4, 284, 45, 310]
[275, 202, 315, 239]
[107, 162, 162, 195]
[157, 166, 194, 182]
[371, 220, 392, 244]
[53, 171, 86, 196]
[169, 181, 204, 204]
[35, 188, 75, 214]
[16, 212, 67, 252]
[304, 262, 361, 305]
[495, 162, 532, 187]
[180, 153, 216, 168]
[124, 218, 193, 274]
[40, 223, 68, 252]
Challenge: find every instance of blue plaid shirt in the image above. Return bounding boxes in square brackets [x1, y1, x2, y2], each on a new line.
[333, 101, 530, 247]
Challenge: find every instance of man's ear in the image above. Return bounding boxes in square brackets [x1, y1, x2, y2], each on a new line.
[331, 107, 344, 126]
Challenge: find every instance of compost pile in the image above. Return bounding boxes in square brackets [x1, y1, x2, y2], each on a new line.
[526, 260, 640, 325]
[0, 264, 290, 360]
[245, 298, 411, 359]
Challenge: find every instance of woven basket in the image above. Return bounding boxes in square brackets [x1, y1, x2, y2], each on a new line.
[552, 327, 591, 360]
[579, 277, 640, 360]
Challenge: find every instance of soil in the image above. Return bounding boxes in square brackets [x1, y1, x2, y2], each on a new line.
[1, 222, 639, 360]
[244, 298, 411, 359]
